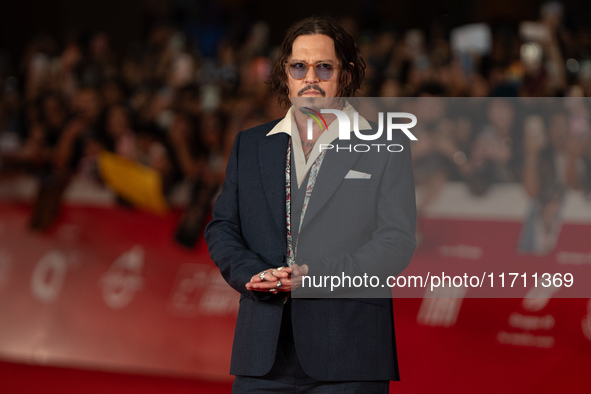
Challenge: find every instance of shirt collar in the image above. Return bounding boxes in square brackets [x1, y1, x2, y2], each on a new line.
[266, 100, 371, 137]
[265, 100, 371, 188]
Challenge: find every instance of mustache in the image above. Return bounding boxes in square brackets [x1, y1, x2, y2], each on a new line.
[298, 85, 325, 96]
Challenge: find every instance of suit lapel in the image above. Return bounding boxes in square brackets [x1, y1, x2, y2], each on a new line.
[299, 147, 361, 231]
[259, 132, 290, 232]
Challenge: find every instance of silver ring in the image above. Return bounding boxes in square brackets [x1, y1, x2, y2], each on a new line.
[276, 280, 282, 288]
[269, 288, 277, 293]
[259, 271, 267, 281]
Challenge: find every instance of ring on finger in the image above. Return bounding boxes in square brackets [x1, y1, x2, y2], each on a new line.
[276, 280, 282, 288]
[259, 271, 267, 281]
[269, 288, 277, 293]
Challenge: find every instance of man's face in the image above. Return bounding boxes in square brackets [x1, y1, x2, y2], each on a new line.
[286, 34, 341, 102]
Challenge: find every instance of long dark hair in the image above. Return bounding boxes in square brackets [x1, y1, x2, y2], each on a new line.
[268, 16, 366, 108]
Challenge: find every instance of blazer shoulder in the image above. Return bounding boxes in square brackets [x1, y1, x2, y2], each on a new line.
[238, 118, 283, 141]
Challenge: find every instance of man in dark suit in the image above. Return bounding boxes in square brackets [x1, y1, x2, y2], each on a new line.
[205, 16, 416, 393]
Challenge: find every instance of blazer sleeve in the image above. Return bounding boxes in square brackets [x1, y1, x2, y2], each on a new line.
[204, 132, 273, 301]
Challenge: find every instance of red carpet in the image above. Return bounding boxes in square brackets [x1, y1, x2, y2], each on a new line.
[0, 361, 233, 394]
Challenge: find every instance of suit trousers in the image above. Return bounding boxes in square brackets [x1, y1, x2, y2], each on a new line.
[232, 299, 390, 394]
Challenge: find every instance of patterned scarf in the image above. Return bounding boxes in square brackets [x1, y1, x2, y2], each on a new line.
[285, 140, 327, 266]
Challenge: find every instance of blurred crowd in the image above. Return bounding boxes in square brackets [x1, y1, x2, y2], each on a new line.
[0, 2, 590, 248]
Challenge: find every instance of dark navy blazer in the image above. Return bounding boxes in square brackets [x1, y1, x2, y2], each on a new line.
[205, 118, 416, 381]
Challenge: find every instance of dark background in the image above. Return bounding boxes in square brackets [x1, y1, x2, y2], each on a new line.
[2, 0, 591, 65]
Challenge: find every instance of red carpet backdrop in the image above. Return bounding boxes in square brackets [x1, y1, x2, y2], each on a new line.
[0, 182, 589, 393]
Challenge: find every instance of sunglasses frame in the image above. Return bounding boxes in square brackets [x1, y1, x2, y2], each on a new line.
[285, 61, 341, 81]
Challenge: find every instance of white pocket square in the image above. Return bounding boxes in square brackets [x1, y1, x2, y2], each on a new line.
[344, 170, 372, 179]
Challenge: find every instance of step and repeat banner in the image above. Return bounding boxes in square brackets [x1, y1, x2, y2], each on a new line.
[0, 200, 236, 381]
[0, 187, 590, 392]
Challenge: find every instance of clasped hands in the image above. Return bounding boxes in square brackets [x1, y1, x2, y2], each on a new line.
[246, 264, 309, 294]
